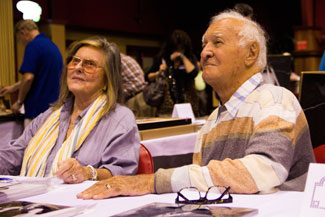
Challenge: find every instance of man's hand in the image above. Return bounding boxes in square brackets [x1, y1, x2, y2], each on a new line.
[55, 158, 91, 184]
[11, 102, 22, 114]
[77, 174, 155, 200]
[0, 84, 17, 96]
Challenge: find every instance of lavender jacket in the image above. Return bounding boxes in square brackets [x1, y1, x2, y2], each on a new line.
[0, 97, 140, 176]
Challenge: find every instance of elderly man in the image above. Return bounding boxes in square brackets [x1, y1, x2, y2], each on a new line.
[77, 10, 315, 200]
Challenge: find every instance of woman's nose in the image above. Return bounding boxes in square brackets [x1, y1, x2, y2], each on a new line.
[74, 61, 84, 71]
[76, 60, 83, 68]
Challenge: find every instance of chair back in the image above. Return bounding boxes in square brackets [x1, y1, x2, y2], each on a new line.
[136, 144, 154, 174]
[314, 144, 325, 163]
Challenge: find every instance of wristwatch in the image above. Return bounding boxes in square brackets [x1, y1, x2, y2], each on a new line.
[17, 100, 23, 106]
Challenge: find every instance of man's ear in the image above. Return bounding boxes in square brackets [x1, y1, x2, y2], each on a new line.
[245, 42, 259, 67]
[18, 29, 27, 37]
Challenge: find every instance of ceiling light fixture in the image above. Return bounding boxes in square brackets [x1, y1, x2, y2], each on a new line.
[16, 0, 42, 22]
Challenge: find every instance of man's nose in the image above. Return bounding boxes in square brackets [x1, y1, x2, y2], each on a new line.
[201, 45, 213, 59]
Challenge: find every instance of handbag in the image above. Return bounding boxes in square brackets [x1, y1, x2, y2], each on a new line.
[143, 74, 166, 107]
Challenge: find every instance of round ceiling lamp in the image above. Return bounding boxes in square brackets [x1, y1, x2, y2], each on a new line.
[16, 0, 42, 22]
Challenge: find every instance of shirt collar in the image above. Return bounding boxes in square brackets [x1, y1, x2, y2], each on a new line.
[224, 72, 263, 118]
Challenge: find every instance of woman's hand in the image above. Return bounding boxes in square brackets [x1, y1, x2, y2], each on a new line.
[170, 51, 183, 62]
[159, 63, 167, 73]
[148, 63, 167, 82]
[55, 158, 91, 184]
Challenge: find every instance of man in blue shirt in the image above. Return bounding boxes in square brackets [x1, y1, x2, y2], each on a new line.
[0, 20, 63, 127]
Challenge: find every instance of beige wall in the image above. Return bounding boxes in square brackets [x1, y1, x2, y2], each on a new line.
[12, 21, 160, 83]
[65, 30, 160, 55]
[49, 24, 66, 61]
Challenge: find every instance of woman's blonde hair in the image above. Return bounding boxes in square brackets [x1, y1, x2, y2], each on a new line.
[53, 37, 124, 115]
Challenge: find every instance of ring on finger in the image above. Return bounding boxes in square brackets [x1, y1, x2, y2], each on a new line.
[105, 184, 111, 190]
[71, 174, 77, 181]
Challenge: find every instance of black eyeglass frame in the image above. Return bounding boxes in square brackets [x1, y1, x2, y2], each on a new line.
[175, 186, 233, 205]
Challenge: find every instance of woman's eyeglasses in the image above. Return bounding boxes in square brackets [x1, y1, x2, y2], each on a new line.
[67, 56, 103, 74]
[175, 186, 233, 205]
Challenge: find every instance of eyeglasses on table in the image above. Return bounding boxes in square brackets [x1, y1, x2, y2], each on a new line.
[175, 186, 233, 205]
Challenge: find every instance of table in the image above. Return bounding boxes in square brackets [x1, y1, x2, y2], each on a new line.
[141, 132, 198, 171]
[10, 178, 304, 217]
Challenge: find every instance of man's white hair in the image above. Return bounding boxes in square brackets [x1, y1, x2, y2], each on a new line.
[210, 10, 267, 70]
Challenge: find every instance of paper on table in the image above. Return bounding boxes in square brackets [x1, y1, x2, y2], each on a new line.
[113, 202, 258, 217]
[0, 182, 50, 204]
[172, 103, 195, 123]
[0, 176, 63, 204]
[299, 163, 325, 217]
[0, 200, 95, 217]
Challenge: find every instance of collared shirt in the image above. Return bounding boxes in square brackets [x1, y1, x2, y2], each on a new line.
[225, 73, 262, 119]
[121, 53, 147, 99]
[0, 97, 140, 176]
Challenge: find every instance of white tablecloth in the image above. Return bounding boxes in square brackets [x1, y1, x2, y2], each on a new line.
[15, 179, 304, 217]
[141, 132, 198, 157]
[141, 132, 198, 171]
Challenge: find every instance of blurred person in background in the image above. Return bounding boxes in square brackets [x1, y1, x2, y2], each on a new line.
[145, 29, 199, 116]
[234, 3, 254, 20]
[0, 20, 63, 127]
[121, 53, 154, 117]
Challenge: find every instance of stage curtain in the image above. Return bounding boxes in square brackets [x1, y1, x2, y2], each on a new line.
[0, 0, 16, 87]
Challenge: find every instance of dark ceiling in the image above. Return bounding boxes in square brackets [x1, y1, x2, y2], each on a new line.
[13, 0, 302, 54]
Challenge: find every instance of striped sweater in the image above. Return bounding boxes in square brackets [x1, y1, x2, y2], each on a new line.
[155, 73, 315, 194]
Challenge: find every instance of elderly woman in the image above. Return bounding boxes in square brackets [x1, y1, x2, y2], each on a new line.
[0, 38, 140, 183]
